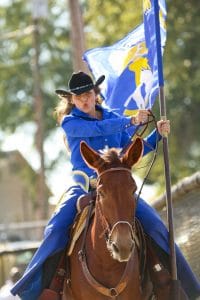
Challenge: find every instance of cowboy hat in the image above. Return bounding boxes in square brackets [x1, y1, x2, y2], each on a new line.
[55, 71, 105, 97]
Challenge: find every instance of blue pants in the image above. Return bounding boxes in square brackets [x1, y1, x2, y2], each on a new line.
[11, 185, 200, 300]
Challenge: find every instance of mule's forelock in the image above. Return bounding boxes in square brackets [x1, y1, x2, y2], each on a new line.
[100, 148, 123, 167]
[100, 138, 143, 169]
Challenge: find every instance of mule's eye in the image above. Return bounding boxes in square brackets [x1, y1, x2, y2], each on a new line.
[128, 179, 137, 194]
[97, 185, 105, 198]
[98, 190, 104, 198]
[132, 184, 137, 194]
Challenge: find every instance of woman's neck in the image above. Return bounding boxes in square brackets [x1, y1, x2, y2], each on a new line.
[88, 109, 102, 120]
[95, 110, 102, 120]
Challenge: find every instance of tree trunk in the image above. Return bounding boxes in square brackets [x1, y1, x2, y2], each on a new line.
[68, 0, 88, 72]
[32, 18, 48, 225]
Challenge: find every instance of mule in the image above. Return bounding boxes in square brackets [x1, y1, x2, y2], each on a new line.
[63, 137, 154, 299]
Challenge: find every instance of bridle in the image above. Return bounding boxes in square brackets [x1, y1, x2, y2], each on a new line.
[77, 167, 138, 299]
[96, 167, 137, 246]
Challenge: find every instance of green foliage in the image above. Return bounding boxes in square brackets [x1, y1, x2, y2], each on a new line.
[163, 1, 200, 183]
[84, 0, 142, 47]
[0, 0, 73, 135]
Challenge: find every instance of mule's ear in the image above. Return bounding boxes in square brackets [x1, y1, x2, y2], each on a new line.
[122, 137, 143, 168]
[80, 141, 103, 171]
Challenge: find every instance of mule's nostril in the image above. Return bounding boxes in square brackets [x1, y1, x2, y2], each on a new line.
[112, 242, 119, 253]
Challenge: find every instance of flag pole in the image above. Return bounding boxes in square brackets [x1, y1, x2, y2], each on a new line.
[153, 0, 178, 285]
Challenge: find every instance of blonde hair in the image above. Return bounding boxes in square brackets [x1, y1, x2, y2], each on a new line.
[54, 95, 74, 124]
[54, 87, 103, 124]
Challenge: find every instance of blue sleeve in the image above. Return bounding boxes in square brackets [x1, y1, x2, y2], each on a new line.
[120, 130, 131, 147]
[61, 115, 132, 138]
[143, 129, 162, 156]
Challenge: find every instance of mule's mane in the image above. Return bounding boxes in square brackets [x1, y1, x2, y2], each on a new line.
[100, 148, 123, 168]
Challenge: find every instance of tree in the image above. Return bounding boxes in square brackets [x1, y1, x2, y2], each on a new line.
[164, 1, 200, 179]
[31, 1, 48, 220]
[0, 1, 73, 133]
[0, 0, 73, 220]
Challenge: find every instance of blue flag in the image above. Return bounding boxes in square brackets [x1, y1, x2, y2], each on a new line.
[83, 0, 166, 116]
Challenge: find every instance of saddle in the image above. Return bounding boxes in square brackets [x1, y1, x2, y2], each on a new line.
[67, 191, 96, 256]
[38, 192, 96, 300]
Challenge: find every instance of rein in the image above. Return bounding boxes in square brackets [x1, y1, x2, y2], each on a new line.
[135, 111, 159, 203]
[121, 110, 159, 204]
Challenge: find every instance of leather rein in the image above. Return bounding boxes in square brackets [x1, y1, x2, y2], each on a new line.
[78, 167, 138, 299]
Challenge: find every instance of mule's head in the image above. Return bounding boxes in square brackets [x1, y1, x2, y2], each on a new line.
[80, 138, 143, 262]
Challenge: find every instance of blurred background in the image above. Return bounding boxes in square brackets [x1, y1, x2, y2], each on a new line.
[0, 0, 199, 294]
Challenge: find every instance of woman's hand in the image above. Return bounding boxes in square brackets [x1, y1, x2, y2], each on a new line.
[130, 110, 170, 136]
[157, 119, 170, 136]
[131, 109, 150, 125]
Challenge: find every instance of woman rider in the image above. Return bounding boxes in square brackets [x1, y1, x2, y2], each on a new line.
[11, 71, 200, 299]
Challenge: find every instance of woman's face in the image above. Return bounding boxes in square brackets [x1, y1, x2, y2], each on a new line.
[72, 89, 97, 116]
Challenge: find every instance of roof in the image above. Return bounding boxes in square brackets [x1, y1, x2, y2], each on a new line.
[153, 172, 200, 210]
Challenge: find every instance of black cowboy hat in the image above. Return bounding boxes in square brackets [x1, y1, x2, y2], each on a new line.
[55, 71, 105, 97]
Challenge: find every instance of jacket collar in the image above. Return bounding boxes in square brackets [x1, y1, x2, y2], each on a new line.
[71, 105, 104, 120]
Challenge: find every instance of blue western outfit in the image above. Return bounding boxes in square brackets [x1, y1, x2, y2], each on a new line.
[11, 105, 200, 299]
